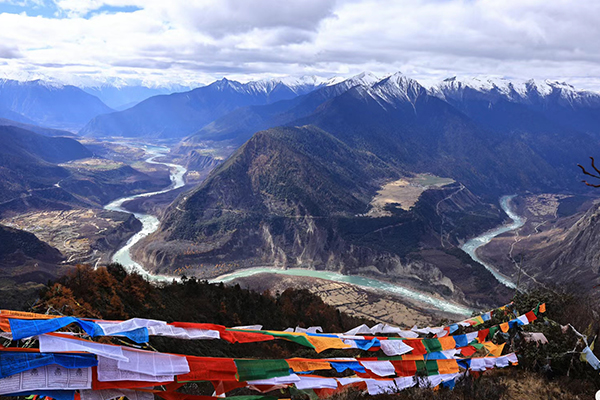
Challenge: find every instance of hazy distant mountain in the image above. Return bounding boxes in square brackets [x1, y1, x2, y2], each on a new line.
[82, 83, 195, 110]
[183, 72, 380, 145]
[80, 76, 327, 139]
[0, 104, 34, 124]
[0, 117, 77, 137]
[0, 79, 113, 130]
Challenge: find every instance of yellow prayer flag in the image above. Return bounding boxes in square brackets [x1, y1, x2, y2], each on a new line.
[484, 342, 505, 357]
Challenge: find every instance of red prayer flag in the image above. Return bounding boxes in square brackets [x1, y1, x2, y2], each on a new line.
[525, 311, 537, 323]
[403, 339, 427, 355]
[459, 346, 477, 357]
[477, 329, 490, 343]
[178, 356, 238, 382]
[391, 360, 418, 377]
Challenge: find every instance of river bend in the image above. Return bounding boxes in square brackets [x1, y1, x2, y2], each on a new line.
[107, 152, 523, 314]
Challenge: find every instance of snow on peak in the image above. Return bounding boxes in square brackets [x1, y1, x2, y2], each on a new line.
[435, 75, 600, 107]
[349, 71, 380, 86]
[370, 72, 424, 105]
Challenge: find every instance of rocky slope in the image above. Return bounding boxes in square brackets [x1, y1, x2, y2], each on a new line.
[478, 197, 600, 293]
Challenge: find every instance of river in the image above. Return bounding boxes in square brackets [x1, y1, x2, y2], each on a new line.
[107, 149, 523, 314]
[460, 195, 525, 289]
[104, 145, 186, 282]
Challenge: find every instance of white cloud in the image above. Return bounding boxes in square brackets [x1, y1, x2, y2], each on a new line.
[1, 0, 600, 90]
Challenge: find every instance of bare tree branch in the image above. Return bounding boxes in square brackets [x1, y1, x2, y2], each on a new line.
[591, 157, 600, 176]
[578, 157, 600, 188]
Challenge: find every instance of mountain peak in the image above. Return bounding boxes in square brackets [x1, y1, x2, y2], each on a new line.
[370, 72, 424, 105]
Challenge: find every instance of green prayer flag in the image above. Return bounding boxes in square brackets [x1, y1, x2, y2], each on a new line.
[489, 326, 499, 339]
[234, 359, 291, 381]
[422, 338, 443, 353]
[415, 360, 439, 376]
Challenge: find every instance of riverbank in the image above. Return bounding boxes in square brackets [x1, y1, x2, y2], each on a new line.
[230, 272, 445, 326]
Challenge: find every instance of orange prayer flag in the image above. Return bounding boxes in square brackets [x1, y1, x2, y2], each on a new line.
[500, 322, 510, 333]
[0, 310, 59, 319]
[437, 359, 459, 375]
[438, 336, 456, 350]
[0, 317, 11, 332]
[305, 336, 351, 353]
[287, 359, 331, 372]
[539, 303, 546, 313]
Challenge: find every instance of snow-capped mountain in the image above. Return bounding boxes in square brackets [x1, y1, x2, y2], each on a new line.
[432, 76, 600, 137]
[433, 76, 600, 107]
[367, 72, 427, 107]
[83, 83, 196, 110]
[183, 72, 384, 145]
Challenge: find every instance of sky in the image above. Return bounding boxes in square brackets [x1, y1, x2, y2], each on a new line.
[1, 0, 600, 90]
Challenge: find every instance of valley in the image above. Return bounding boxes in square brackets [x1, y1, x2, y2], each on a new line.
[2, 71, 600, 327]
[3, 4, 600, 399]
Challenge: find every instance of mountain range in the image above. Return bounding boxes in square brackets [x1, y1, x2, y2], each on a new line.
[3, 71, 600, 306]
[127, 72, 600, 306]
[80, 76, 337, 139]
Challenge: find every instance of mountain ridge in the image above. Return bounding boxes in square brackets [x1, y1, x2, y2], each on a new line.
[0, 79, 113, 130]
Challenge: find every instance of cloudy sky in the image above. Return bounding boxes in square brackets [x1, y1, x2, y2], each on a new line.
[1, 0, 600, 89]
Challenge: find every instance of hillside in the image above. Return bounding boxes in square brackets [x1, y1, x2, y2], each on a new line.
[478, 197, 600, 293]
[0, 224, 67, 310]
[0, 79, 113, 130]
[137, 126, 511, 308]
[0, 125, 89, 206]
